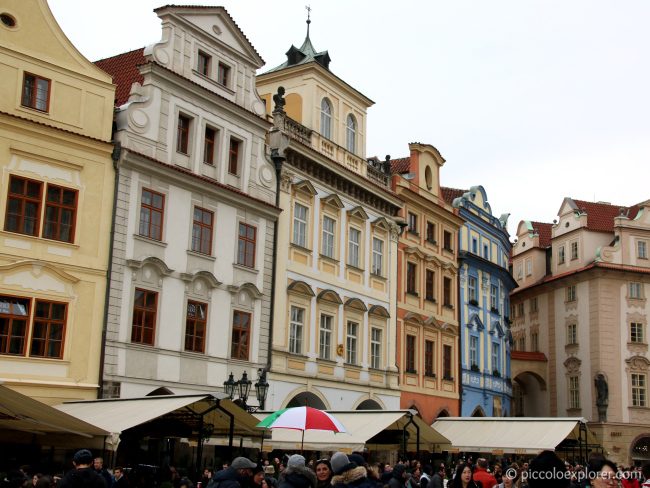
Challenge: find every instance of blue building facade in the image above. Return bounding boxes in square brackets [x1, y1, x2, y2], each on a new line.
[449, 186, 517, 417]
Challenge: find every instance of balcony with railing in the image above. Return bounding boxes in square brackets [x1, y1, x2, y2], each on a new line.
[274, 113, 390, 187]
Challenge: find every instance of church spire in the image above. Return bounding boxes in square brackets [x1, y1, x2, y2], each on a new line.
[306, 5, 311, 39]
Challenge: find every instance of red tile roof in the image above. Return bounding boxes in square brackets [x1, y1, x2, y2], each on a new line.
[572, 199, 640, 233]
[390, 157, 411, 174]
[511, 351, 547, 362]
[440, 186, 467, 205]
[95, 48, 146, 106]
[530, 221, 553, 248]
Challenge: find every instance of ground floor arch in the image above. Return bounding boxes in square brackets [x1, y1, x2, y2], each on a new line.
[513, 371, 548, 416]
[286, 391, 327, 409]
[356, 399, 383, 410]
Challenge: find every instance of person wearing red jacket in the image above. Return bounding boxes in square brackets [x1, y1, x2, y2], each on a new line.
[472, 459, 497, 488]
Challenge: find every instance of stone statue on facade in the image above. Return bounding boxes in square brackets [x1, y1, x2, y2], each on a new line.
[273, 86, 286, 113]
[595, 374, 608, 422]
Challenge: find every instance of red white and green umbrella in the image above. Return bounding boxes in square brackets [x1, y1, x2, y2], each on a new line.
[257, 406, 346, 451]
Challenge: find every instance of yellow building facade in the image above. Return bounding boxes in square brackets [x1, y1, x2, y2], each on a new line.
[0, 1, 115, 403]
[258, 27, 403, 410]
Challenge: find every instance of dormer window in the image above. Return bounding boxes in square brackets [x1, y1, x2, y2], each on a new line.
[21, 73, 50, 112]
[320, 98, 332, 139]
[346, 114, 356, 153]
[218, 62, 230, 87]
[197, 51, 211, 77]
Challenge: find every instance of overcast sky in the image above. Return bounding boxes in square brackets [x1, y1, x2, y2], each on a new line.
[48, 0, 650, 235]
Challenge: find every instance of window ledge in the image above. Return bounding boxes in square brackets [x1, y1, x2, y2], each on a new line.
[442, 376, 454, 382]
[370, 272, 386, 281]
[290, 242, 312, 253]
[186, 249, 216, 261]
[346, 264, 365, 273]
[16, 105, 51, 117]
[133, 234, 167, 247]
[0, 230, 80, 248]
[443, 304, 454, 310]
[628, 341, 648, 347]
[443, 247, 454, 253]
[425, 239, 437, 246]
[233, 263, 259, 274]
[406, 291, 419, 298]
[319, 254, 339, 264]
[425, 297, 437, 303]
[566, 407, 582, 415]
[405, 369, 418, 375]
[628, 406, 650, 411]
[425, 373, 437, 379]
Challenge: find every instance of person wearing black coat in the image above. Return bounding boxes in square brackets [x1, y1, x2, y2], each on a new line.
[208, 457, 257, 488]
[277, 455, 316, 488]
[59, 450, 108, 488]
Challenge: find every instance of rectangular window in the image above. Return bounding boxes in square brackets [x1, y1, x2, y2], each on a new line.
[41, 185, 77, 243]
[346, 321, 358, 364]
[530, 296, 538, 313]
[426, 222, 436, 243]
[237, 223, 256, 268]
[0, 296, 30, 356]
[639, 241, 648, 259]
[468, 276, 477, 303]
[443, 277, 452, 307]
[558, 246, 566, 265]
[630, 282, 643, 299]
[571, 241, 579, 260]
[425, 269, 435, 301]
[139, 188, 165, 241]
[483, 243, 489, 259]
[567, 323, 577, 345]
[443, 344, 452, 380]
[21, 72, 50, 112]
[30, 300, 66, 359]
[492, 343, 500, 374]
[405, 334, 416, 373]
[443, 230, 453, 251]
[231, 310, 251, 360]
[185, 300, 207, 353]
[531, 332, 539, 352]
[516, 264, 523, 280]
[289, 306, 304, 354]
[322, 216, 335, 258]
[632, 373, 647, 407]
[5, 175, 43, 237]
[197, 50, 211, 76]
[372, 237, 384, 276]
[425, 340, 435, 377]
[203, 126, 217, 165]
[131, 288, 157, 345]
[177, 114, 191, 154]
[469, 336, 478, 367]
[370, 327, 382, 369]
[191, 207, 213, 255]
[217, 62, 230, 87]
[490, 285, 498, 311]
[348, 227, 361, 267]
[518, 336, 526, 351]
[569, 376, 580, 409]
[517, 302, 525, 316]
[228, 138, 240, 175]
[408, 212, 418, 234]
[406, 262, 417, 295]
[472, 238, 478, 254]
[631, 322, 645, 344]
[293, 203, 308, 247]
[526, 259, 532, 276]
[566, 285, 577, 302]
[319, 314, 332, 360]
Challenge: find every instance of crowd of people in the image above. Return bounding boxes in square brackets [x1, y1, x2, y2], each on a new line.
[3, 449, 650, 488]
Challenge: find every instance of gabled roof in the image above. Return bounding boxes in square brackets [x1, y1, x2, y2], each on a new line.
[440, 187, 467, 205]
[390, 157, 411, 174]
[530, 221, 553, 248]
[571, 199, 640, 233]
[95, 48, 146, 106]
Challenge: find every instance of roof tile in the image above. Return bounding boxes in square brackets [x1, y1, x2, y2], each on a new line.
[572, 199, 639, 233]
[440, 186, 467, 205]
[530, 221, 553, 248]
[389, 157, 411, 174]
[95, 48, 146, 106]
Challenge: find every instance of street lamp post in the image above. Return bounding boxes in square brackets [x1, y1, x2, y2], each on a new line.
[223, 369, 269, 412]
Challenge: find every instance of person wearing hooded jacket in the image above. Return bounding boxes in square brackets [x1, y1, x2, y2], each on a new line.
[59, 449, 108, 488]
[330, 452, 376, 488]
[277, 455, 316, 488]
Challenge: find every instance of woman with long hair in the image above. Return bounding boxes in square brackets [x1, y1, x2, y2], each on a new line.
[315, 459, 333, 488]
[449, 464, 480, 488]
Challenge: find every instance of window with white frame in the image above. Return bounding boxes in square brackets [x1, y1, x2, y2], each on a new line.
[370, 327, 382, 369]
[632, 373, 647, 407]
[567, 323, 577, 345]
[490, 284, 498, 311]
[492, 343, 500, 374]
[526, 259, 532, 276]
[630, 282, 643, 299]
[469, 335, 478, 367]
[321, 98, 332, 139]
[346, 321, 358, 364]
[558, 246, 566, 265]
[348, 227, 361, 267]
[566, 285, 577, 302]
[516, 264, 523, 280]
[569, 376, 580, 409]
[631, 322, 645, 344]
[321, 215, 335, 258]
[639, 240, 648, 259]
[346, 114, 356, 153]
[571, 241, 579, 260]
[293, 203, 308, 248]
[289, 306, 304, 354]
[319, 314, 332, 359]
[372, 237, 384, 276]
[468, 276, 477, 303]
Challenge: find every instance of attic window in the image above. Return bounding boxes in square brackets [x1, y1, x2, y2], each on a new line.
[1, 13, 16, 28]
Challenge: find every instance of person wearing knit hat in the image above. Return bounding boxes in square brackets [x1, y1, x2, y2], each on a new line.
[330, 452, 376, 488]
[278, 454, 316, 488]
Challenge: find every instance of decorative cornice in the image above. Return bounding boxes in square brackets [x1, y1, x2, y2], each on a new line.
[127, 256, 173, 276]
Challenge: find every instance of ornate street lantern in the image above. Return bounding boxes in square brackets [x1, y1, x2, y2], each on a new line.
[238, 371, 252, 404]
[223, 372, 236, 400]
[255, 369, 269, 410]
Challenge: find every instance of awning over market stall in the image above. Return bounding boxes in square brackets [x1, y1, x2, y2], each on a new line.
[255, 410, 451, 453]
[0, 384, 108, 440]
[432, 417, 596, 455]
[56, 394, 261, 451]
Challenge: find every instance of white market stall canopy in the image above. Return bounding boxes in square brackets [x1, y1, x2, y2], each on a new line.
[255, 410, 451, 453]
[432, 417, 592, 455]
[56, 394, 262, 450]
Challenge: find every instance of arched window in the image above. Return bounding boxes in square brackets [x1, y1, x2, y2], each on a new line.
[346, 114, 356, 153]
[320, 98, 332, 139]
